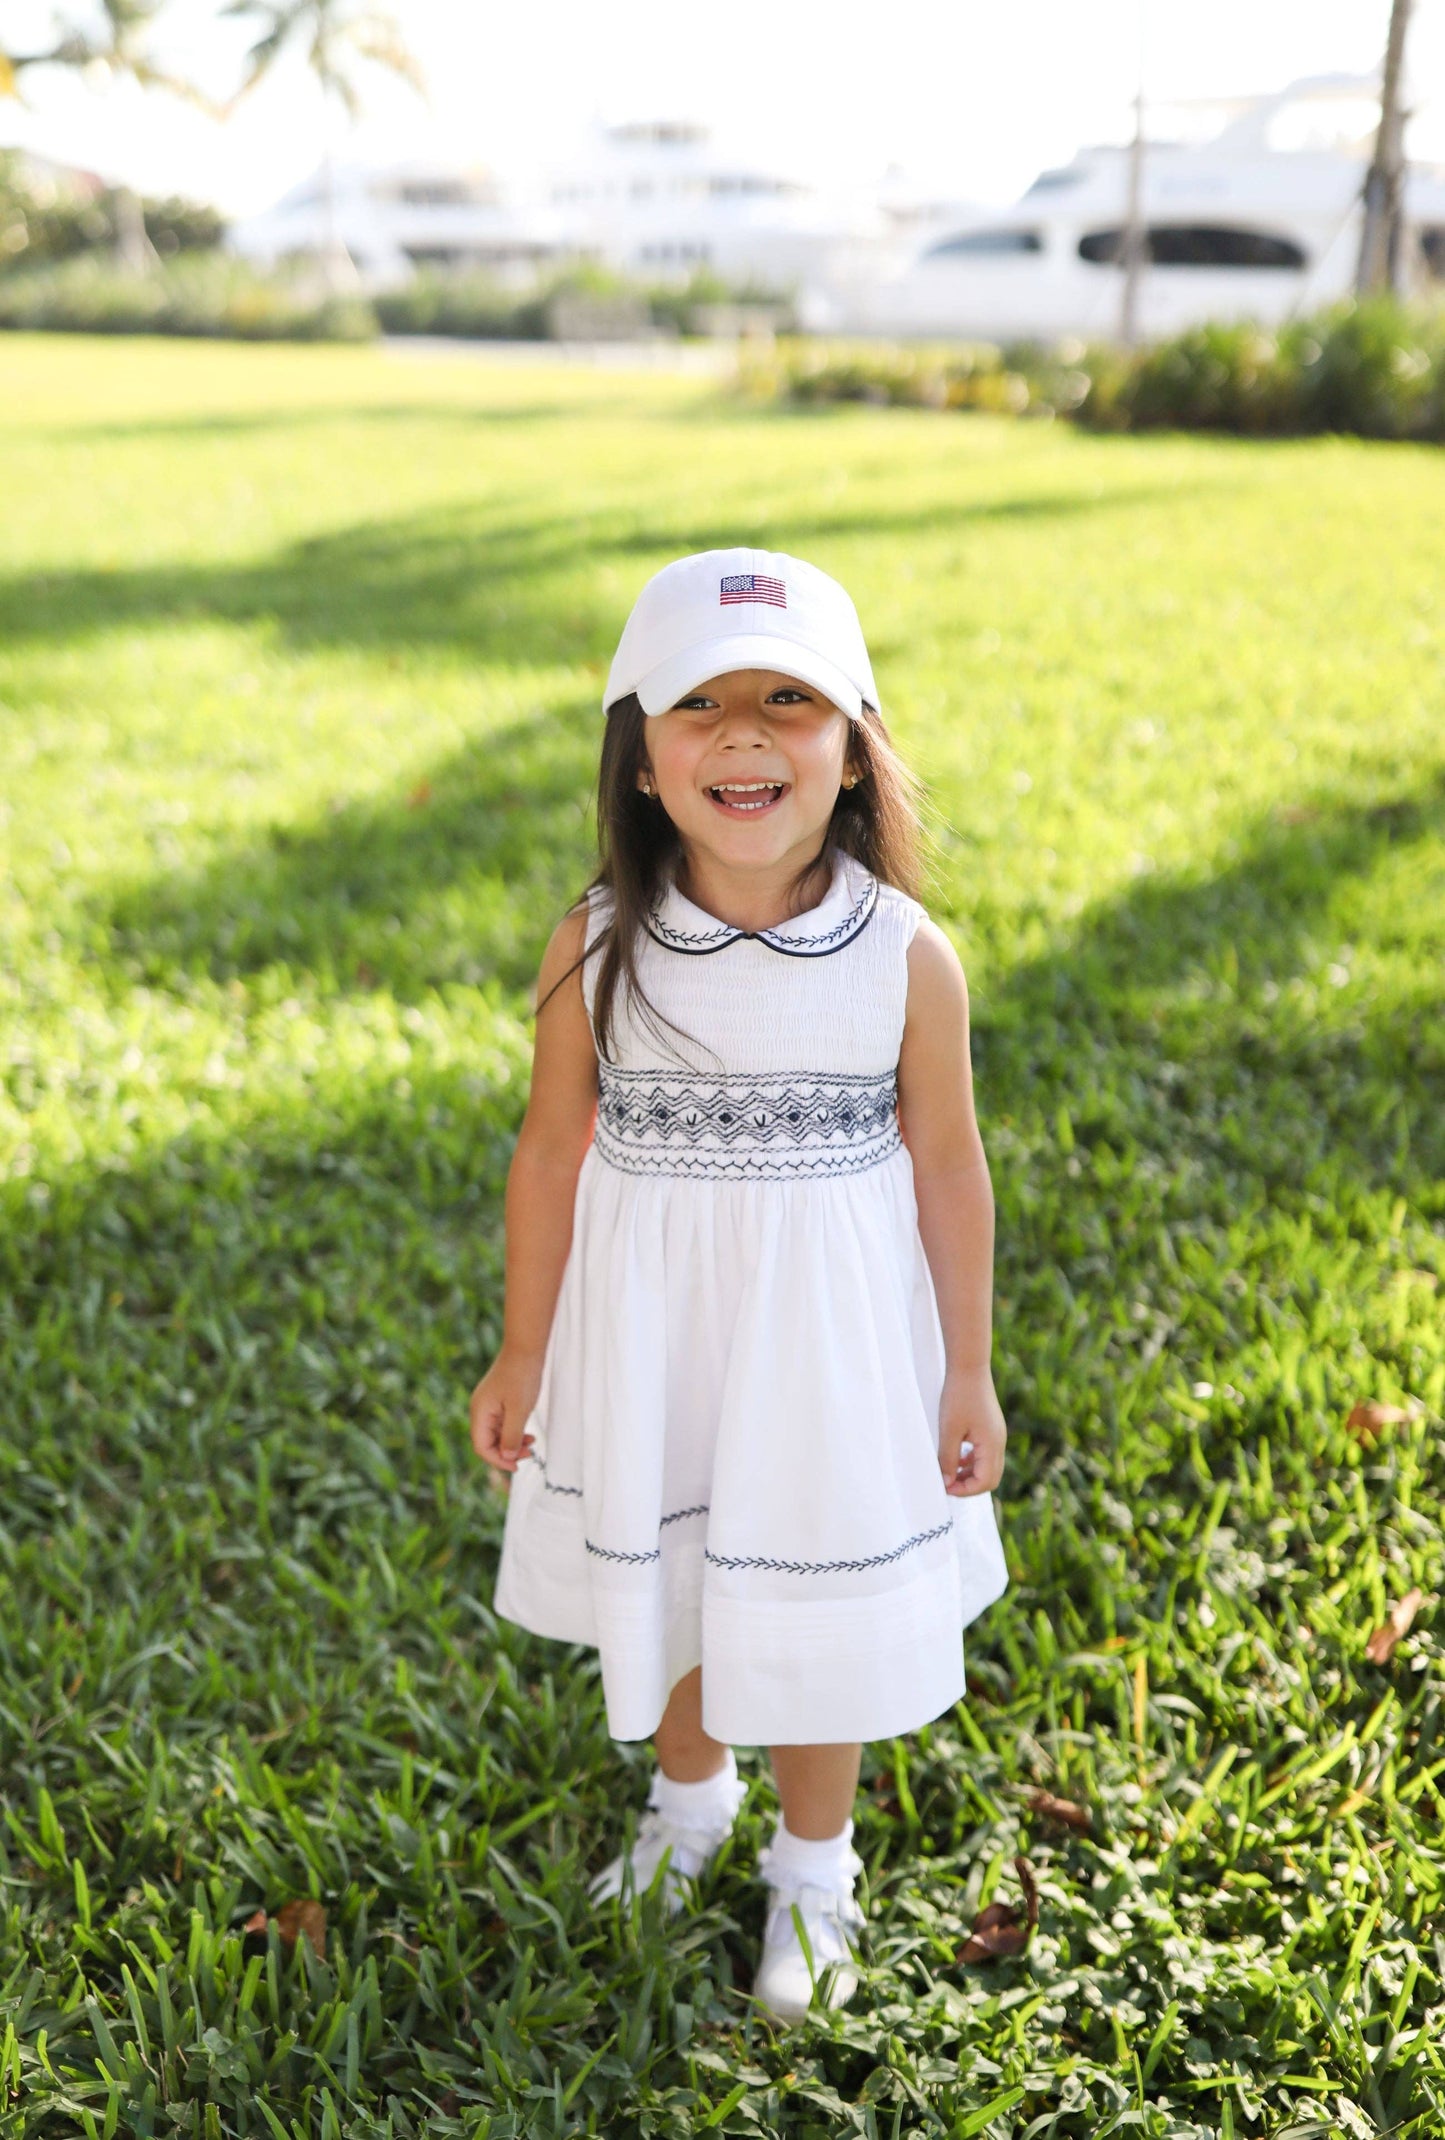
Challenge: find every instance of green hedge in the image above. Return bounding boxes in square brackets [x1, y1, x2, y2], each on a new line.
[372, 267, 552, 340]
[0, 255, 376, 341]
[372, 264, 789, 341]
[0, 256, 789, 345]
[7, 260, 1445, 436]
[744, 296, 1445, 441]
[1084, 299, 1445, 439]
[0, 149, 224, 268]
[739, 335, 1089, 419]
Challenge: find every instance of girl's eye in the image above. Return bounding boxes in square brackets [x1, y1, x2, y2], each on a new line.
[668, 690, 810, 712]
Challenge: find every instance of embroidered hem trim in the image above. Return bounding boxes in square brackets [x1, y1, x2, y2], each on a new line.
[581, 1517, 954, 1574]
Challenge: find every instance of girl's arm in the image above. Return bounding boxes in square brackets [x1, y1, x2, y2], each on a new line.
[470, 903, 600, 1476]
[896, 919, 1008, 1498]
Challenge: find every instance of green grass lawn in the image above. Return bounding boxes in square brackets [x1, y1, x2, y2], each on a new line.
[2, 332, 1444, 2139]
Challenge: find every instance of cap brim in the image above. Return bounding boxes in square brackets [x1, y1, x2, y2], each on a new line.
[634, 635, 866, 721]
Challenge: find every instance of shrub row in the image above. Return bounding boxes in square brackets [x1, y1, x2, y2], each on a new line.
[739, 337, 1090, 418]
[0, 257, 790, 345]
[0, 149, 223, 269]
[372, 264, 788, 341]
[6, 256, 1445, 440]
[1084, 300, 1445, 439]
[741, 296, 1445, 440]
[0, 254, 373, 341]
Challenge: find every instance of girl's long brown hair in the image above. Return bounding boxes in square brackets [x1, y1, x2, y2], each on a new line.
[538, 691, 928, 1064]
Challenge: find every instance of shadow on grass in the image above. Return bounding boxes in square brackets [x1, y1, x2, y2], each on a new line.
[38, 401, 580, 445]
[94, 625, 1445, 1074]
[101, 705, 603, 1000]
[972, 761, 1445, 1385]
[0, 475, 1234, 667]
[33, 751, 1445, 1406]
[5, 749, 1444, 2088]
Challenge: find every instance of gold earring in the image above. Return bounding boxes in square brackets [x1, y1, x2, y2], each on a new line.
[843, 773, 860, 789]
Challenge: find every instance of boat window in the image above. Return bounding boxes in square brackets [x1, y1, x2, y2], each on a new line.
[1078, 225, 1307, 269]
[386, 179, 499, 208]
[1023, 169, 1083, 194]
[923, 228, 1044, 259]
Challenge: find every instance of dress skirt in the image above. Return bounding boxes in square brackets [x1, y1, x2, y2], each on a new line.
[493, 1137, 1011, 1747]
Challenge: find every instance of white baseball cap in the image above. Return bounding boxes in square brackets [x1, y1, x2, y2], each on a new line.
[603, 547, 879, 722]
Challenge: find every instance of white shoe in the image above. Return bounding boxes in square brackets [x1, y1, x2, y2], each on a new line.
[752, 1841, 866, 2021]
[588, 1772, 747, 1919]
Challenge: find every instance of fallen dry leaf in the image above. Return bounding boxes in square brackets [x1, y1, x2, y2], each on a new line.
[1346, 1401, 1415, 1443]
[957, 1854, 1038, 1963]
[1025, 1788, 1093, 1832]
[241, 1908, 268, 1936]
[274, 1898, 328, 1955]
[407, 780, 432, 809]
[1365, 1587, 1424, 1665]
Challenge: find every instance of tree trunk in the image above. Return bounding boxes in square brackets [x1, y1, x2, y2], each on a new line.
[1118, 86, 1148, 348]
[1356, 0, 1413, 298]
[114, 184, 159, 275]
[318, 133, 360, 297]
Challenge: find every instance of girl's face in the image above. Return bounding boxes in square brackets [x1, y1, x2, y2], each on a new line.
[638, 668, 857, 868]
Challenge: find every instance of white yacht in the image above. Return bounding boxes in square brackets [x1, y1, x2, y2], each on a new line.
[838, 75, 1445, 343]
[228, 160, 574, 288]
[228, 122, 900, 300]
[540, 118, 894, 293]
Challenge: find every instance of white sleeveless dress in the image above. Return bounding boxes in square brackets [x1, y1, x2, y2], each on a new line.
[492, 847, 1010, 1747]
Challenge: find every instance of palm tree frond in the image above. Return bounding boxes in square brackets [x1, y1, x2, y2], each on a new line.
[224, 0, 426, 118]
[129, 59, 227, 117]
[347, 19, 426, 94]
[322, 61, 363, 120]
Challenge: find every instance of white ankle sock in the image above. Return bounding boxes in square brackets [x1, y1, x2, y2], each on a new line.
[648, 1746, 741, 1828]
[763, 1814, 856, 1887]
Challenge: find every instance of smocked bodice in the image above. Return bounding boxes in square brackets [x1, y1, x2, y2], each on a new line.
[580, 851, 923, 1182]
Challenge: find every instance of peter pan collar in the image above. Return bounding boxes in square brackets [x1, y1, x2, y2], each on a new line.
[645, 849, 879, 958]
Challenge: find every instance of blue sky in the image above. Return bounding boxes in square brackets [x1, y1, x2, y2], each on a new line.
[3, 0, 1441, 215]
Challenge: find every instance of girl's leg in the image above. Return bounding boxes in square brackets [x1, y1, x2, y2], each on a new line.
[768, 1742, 863, 1838]
[590, 1668, 740, 1907]
[755, 1742, 866, 2017]
[655, 1664, 731, 1781]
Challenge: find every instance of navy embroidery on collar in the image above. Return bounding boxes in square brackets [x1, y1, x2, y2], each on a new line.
[645, 866, 879, 959]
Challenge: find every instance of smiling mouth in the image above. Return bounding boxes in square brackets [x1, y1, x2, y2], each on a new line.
[707, 781, 789, 816]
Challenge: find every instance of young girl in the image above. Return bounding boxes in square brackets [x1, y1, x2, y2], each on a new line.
[470, 547, 1010, 2023]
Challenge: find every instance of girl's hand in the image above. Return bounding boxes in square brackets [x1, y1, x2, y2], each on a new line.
[938, 1364, 1008, 1498]
[469, 1350, 544, 1476]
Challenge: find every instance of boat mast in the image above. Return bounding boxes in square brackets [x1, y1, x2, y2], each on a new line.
[1118, 2, 1148, 346]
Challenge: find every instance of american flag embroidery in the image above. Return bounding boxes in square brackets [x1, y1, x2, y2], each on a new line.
[720, 573, 787, 608]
